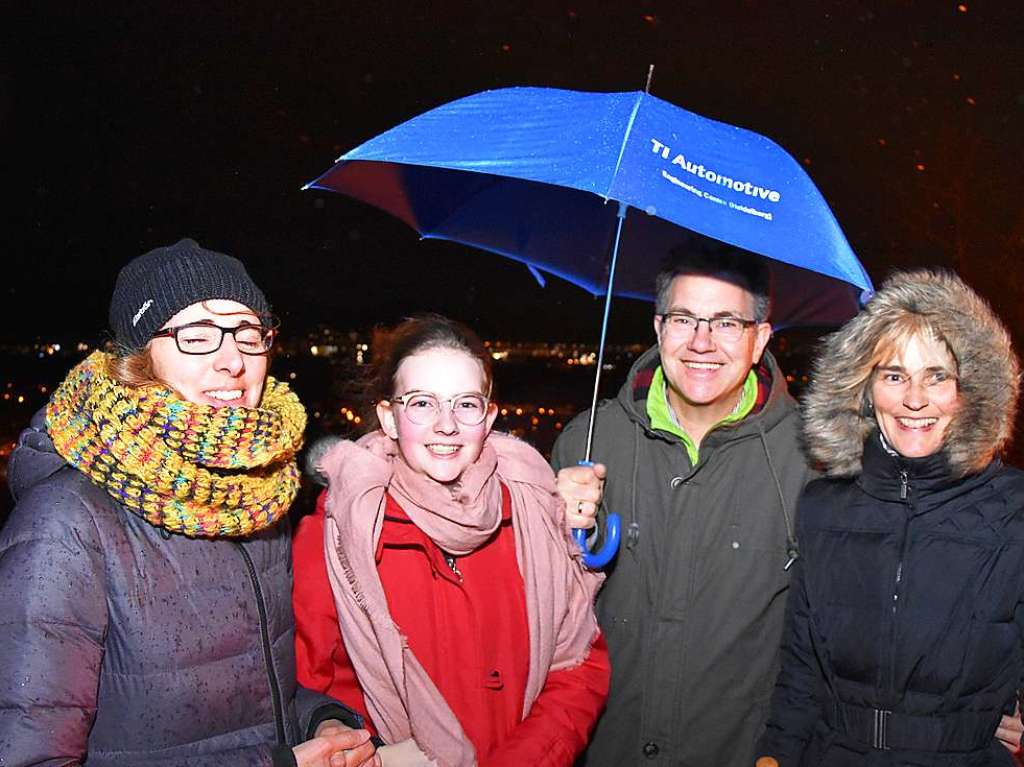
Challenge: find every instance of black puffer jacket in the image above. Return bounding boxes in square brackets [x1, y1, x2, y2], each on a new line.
[759, 271, 1024, 766]
[0, 411, 359, 766]
[760, 435, 1024, 766]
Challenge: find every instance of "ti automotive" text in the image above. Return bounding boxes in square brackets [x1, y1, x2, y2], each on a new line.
[650, 139, 782, 203]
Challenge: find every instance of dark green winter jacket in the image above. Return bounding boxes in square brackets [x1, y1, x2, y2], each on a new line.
[552, 346, 814, 767]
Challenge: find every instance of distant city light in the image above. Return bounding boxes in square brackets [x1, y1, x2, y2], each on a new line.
[0, 332, 826, 488]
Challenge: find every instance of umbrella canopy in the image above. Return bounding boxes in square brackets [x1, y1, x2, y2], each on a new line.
[307, 86, 875, 568]
[305, 86, 873, 328]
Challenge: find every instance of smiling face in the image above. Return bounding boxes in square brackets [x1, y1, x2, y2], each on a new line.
[871, 332, 960, 459]
[655, 273, 772, 435]
[149, 299, 268, 408]
[377, 346, 498, 484]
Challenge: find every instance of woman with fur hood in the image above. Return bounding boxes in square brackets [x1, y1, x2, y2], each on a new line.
[755, 270, 1024, 766]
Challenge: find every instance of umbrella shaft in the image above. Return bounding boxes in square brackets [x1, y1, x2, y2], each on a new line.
[583, 201, 628, 462]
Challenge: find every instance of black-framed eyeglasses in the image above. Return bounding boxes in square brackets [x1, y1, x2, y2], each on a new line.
[657, 312, 758, 342]
[152, 321, 277, 355]
[389, 391, 491, 426]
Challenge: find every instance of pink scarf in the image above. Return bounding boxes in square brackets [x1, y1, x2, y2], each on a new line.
[318, 430, 603, 767]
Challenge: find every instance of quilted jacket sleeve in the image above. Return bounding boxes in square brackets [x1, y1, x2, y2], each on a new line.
[0, 480, 109, 765]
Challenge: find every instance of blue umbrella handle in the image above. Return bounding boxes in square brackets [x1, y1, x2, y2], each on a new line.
[570, 460, 621, 568]
[572, 515, 621, 569]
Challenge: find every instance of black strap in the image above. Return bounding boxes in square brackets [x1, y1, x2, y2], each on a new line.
[270, 744, 299, 767]
[826, 701, 998, 752]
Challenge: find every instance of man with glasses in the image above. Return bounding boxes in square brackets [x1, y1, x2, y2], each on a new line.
[552, 246, 813, 767]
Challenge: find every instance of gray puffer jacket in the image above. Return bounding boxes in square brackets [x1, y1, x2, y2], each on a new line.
[552, 346, 814, 767]
[0, 411, 359, 766]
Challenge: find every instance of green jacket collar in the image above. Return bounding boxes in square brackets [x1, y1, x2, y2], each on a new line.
[646, 365, 758, 464]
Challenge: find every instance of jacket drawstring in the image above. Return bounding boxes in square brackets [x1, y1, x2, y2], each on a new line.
[758, 423, 800, 570]
[626, 423, 641, 553]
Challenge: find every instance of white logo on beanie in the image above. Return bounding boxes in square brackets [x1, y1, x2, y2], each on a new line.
[132, 299, 154, 327]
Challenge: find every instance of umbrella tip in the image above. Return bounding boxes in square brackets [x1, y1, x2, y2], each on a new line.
[644, 64, 655, 94]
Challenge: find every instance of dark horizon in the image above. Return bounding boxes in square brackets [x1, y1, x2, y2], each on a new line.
[5, 1, 1023, 345]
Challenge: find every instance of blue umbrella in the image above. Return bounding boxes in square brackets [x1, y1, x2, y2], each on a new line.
[306, 86, 873, 567]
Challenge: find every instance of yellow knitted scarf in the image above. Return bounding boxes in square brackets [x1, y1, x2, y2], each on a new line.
[46, 350, 307, 538]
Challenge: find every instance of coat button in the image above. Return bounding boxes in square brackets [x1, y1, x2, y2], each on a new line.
[643, 742, 660, 758]
[483, 669, 504, 690]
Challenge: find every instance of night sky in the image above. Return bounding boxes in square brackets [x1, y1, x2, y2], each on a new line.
[5, 1, 1023, 345]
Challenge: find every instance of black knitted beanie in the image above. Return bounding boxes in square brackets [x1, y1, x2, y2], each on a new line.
[109, 239, 271, 352]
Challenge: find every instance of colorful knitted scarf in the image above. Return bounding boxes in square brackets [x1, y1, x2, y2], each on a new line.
[46, 350, 306, 538]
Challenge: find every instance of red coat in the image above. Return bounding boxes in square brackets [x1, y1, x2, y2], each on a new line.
[294, 488, 609, 766]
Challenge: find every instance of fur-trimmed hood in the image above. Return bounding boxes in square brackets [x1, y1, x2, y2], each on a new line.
[803, 269, 1020, 478]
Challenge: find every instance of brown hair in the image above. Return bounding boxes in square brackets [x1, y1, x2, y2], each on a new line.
[368, 315, 493, 424]
[105, 345, 163, 388]
[655, 243, 772, 322]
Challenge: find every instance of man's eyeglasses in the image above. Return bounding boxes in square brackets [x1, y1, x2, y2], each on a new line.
[657, 312, 758, 342]
[152, 321, 277, 355]
[389, 391, 490, 426]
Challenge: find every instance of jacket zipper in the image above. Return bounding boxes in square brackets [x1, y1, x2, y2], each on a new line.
[443, 553, 463, 581]
[237, 542, 287, 745]
[885, 470, 911, 705]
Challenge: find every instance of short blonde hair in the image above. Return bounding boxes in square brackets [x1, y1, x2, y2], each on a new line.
[870, 316, 955, 371]
[838, 318, 958, 417]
